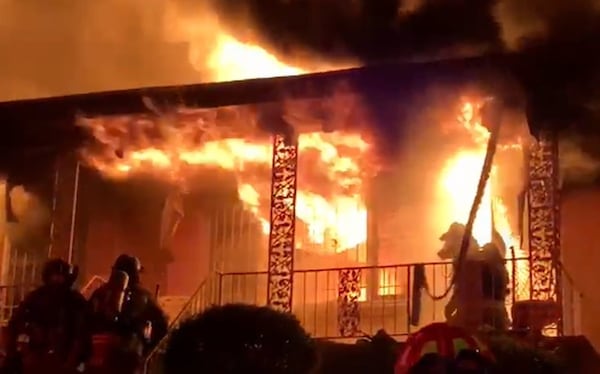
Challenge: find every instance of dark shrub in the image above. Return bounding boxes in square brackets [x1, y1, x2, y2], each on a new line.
[164, 303, 317, 374]
[485, 332, 563, 373]
[315, 330, 402, 374]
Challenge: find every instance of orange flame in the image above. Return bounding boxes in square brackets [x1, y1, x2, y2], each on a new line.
[82, 25, 530, 304]
[169, 1, 350, 83]
[207, 34, 306, 82]
[80, 117, 372, 255]
[437, 99, 529, 300]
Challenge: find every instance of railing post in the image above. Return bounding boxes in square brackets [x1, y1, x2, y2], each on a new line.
[266, 133, 298, 313]
[338, 268, 361, 336]
[406, 265, 412, 335]
[511, 249, 516, 307]
[217, 273, 223, 305]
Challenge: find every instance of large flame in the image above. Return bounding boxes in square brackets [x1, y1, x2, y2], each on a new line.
[81, 32, 529, 303]
[81, 122, 371, 255]
[168, 2, 350, 83]
[80, 30, 369, 256]
[207, 34, 305, 82]
[438, 100, 529, 299]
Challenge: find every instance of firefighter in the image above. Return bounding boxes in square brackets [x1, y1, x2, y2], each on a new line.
[87, 254, 167, 374]
[1, 258, 90, 374]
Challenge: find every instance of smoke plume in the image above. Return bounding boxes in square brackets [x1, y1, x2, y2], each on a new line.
[0, 0, 197, 101]
[496, 0, 600, 49]
[560, 136, 600, 187]
[2, 0, 600, 102]
[204, 0, 600, 62]
[205, 0, 502, 62]
[0, 182, 51, 252]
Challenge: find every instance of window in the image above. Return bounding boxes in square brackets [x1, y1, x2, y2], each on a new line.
[378, 267, 406, 296]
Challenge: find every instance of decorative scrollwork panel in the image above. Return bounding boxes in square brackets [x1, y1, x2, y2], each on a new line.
[267, 134, 299, 313]
[338, 268, 361, 337]
[528, 131, 560, 302]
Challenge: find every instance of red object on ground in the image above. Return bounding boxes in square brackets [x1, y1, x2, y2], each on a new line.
[394, 322, 493, 374]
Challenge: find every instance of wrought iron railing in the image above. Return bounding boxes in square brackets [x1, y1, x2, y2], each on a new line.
[142, 257, 537, 373]
[2, 258, 570, 373]
[0, 283, 35, 326]
[79, 275, 107, 299]
[143, 274, 221, 374]
[218, 258, 533, 339]
[0, 275, 107, 326]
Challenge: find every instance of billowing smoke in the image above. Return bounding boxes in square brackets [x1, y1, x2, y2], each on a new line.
[2, 0, 600, 102]
[496, 0, 600, 49]
[560, 136, 600, 187]
[204, 0, 600, 62]
[0, 182, 51, 252]
[204, 0, 502, 62]
[0, 0, 198, 101]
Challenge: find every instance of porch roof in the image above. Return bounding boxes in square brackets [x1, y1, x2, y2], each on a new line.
[0, 37, 597, 166]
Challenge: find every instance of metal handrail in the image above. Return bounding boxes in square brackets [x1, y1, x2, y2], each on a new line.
[1, 275, 107, 326]
[0, 283, 35, 326]
[143, 274, 220, 373]
[218, 257, 531, 276]
[140, 256, 562, 372]
[79, 274, 107, 297]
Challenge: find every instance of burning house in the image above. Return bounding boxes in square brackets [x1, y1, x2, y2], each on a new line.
[0, 31, 598, 345]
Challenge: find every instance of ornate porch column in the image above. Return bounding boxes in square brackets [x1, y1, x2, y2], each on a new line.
[527, 130, 561, 304]
[266, 134, 299, 312]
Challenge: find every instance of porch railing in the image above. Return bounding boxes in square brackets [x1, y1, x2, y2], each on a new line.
[0, 284, 35, 326]
[0, 275, 107, 326]
[142, 257, 578, 342]
[80, 275, 107, 299]
[217, 258, 533, 339]
[0, 258, 582, 372]
[143, 274, 221, 374]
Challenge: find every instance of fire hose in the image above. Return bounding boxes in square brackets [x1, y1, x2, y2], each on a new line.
[423, 98, 503, 301]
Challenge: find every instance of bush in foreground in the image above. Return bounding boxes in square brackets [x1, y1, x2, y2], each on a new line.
[485, 331, 564, 373]
[164, 304, 317, 374]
